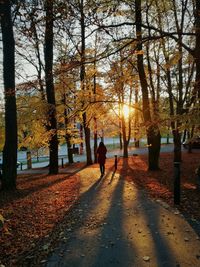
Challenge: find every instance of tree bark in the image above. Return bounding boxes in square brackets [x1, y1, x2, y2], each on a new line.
[94, 117, 98, 163]
[44, 0, 58, 174]
[93, 56, 98, 163]
[63, 93, 73, 164]
[80, 0, 92, 165]
[122, 114, 128, 158]
[194, 0, 200, 101]
[135, 0, 161, 170]
[0, 0, 18, 190]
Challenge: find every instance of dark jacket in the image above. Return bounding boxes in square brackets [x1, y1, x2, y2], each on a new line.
[97, 146, 107, 164]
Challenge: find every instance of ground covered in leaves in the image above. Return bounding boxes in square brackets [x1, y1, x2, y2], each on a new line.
[0, 169, 81, 266]
[0, 151, 199, 266]
[116, 151, 200, 223]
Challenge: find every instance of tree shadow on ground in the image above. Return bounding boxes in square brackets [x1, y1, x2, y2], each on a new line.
[119, 158, 177, 267]
[42, 158, 177, 267]
[0, 165, 86, 208]
[16, 157, 194, 266]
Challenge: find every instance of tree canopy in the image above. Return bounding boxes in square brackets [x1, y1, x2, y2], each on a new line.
[0, 0, 200, 189]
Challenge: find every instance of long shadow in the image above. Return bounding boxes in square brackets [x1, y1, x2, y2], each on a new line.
[124, 158, 177, 266]
[0, 165, 86, 208]
[17, 166, 116, 266]
[126, 156, 200, 237]
[108, 169, 116, 184]
[179, 210, 200, 237]
[19, 157, 178, 266]
[137, 192, 177, 266]
[18, 165, 85, 185]
[46, 162, 138, 267]
[90, 170, 138, 267]
[43, 168, 137, 267]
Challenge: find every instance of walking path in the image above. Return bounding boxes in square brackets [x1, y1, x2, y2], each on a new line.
[44, 165, 200, 267]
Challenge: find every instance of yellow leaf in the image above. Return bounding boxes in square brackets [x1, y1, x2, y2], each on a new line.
[0, 214, 4, 224]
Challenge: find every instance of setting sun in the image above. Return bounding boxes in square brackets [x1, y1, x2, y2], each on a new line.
[122, 105, 131, 118]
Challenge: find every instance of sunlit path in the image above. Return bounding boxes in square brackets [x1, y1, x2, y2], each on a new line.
[45, 165, 200, 267]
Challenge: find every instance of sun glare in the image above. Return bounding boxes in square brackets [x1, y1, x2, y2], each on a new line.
[122, 105, 130, 118]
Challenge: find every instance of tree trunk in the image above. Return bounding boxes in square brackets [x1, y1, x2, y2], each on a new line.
[134, 82, 140, 148]
[44, 0, 58, 174]
[63, 95, 73, 164]
[122, 115, 128, 158]
[80, 0, 92, 165]
[93, 57, 98, 163]
[67, 146, 73, 164]
[135, 0, 161, 170]
[194, 0, 200, 101]
[94, 117, 98, 163]
[0, 0, 18, 190]
[79, 124, 84, 155]
[119, 106, 123, 150]
[123, 141, 129, 158]
[147, 126, 161, 169]
[83, 113, 92, 165]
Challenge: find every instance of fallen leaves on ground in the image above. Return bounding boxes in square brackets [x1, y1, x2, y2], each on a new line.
[0, 170, 81, 266]
[0, 151, 199, 266]
[114, 151, 200, 222]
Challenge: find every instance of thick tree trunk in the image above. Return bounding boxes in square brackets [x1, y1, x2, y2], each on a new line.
[135, 0, 161, 170]
[147, 126, 161, 170]
[122, 115, 129, 158]
[1, 0, 17, 190]
[123, 141, 129, 158]
[44, 0, 58, 174]
[195, 0, 200, 101]
[67, 146, 73, 164]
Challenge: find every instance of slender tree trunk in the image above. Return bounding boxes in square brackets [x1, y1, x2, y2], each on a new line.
[80, 0, 92, 165]
[135, 0, 161, 170]
[63, 94, 73, 164]
[121, 114, 128, 158]
[94, 117, 98, 163]
[1, 0, 18, 190]
[93, 55, 98, 163]
[134, 82, 140, 148]
[171, 3, 186, 163]
[119, 113, 123, 150]
[79, 124, 84, 155]
[30, 11, 46, 99]
[44, 0, 58, 174]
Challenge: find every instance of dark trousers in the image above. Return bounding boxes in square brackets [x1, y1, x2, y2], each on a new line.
[100, 164, 105, 175]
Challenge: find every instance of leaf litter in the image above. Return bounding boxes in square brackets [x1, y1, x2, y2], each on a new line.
[0, 152, 200, 266]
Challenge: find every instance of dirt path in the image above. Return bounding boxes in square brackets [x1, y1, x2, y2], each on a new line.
[45, 166, 200, 267]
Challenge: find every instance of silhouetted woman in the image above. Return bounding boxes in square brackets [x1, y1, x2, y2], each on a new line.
[97, 142, 107, 175]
